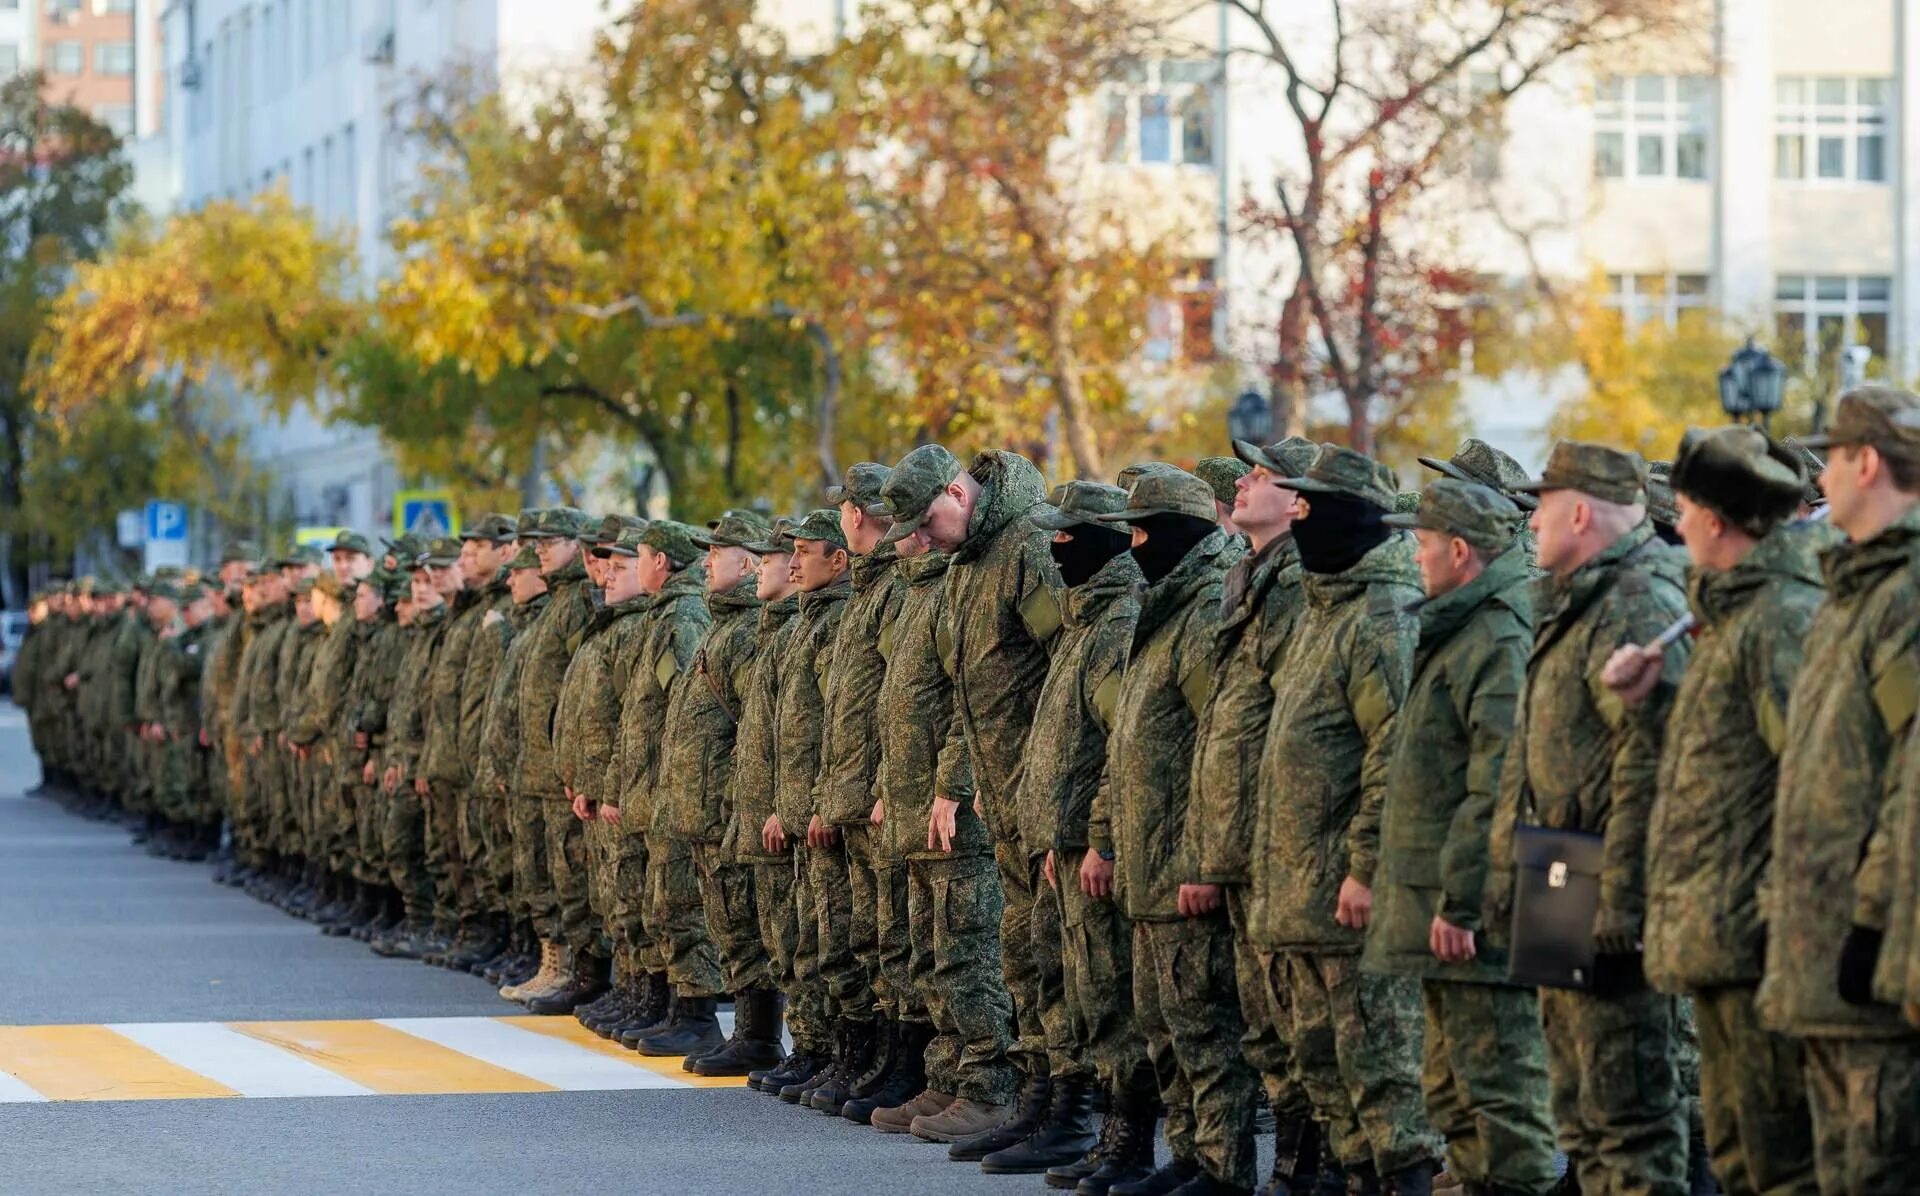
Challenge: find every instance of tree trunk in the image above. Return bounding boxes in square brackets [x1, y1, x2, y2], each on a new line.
[1346, 394, 1373, 456]
[1047, 296, 1104, 479]
[1270, 280, 1311, 438]
[520, 434, 547, 509]
[804, 321, 841, 489]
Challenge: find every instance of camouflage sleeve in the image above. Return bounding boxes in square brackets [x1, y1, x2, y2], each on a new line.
[1086, 751, 1114, 856]
[460, 619, 511, 764]
[1344, 608, 1417, 887]
[581, 656, 634, 806]
[1588, 594, 1690, 939]
[1853, 632, 1920, 929]
[290, 638, 348, 746]
[1438, 630, 1525, 932]
[933, 597, 974, 800]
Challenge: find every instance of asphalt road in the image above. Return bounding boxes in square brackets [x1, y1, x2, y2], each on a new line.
[0, 706, 1250, 1195]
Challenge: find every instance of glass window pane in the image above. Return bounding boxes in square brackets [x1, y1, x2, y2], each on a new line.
[1859, 277, 1892, 302]
[1677, 76, 1711, 105]
[1637, 133, 1665, 177]
[1858, 134, 1886, 181]
[1180, 89, 1214, 166]
[1815, 275, 1848, 301]
[1817, 136, 1845, 178]
[1102, 92, 1129, 163]
[1775, 134, 1804, 179]
[1675, 132, 1707, 179]
[1817, 314, 1847, 367]
[1634, 273, 1667, 294]
[1605, 274, 1627, 295]
[1634, 75, 1667, 103]
[1776, 313, 1807, 364]
[1139, 94, 1171, 163]
[1595, 131, 1624, 178]
[1776, 275, 1806, 301]
[1857, 312, 1890, 360]
[1161, 59, 1215, 85]
[1675, 275, 1709, 297]
[1776, 77, 1806, 106]
[1816, 77, 1847, 105]
[1857, 78, 1890, 108]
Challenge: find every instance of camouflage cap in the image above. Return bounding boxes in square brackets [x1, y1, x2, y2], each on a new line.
[379, 568, 413, 603]
[1193, 457, 1251, 505]
[1670, 426, 1807, 537]
[461, 513, 519, 544]
[1094, 468, 1216, 524]
[692, 509, 773, 550]
[417, 536, 462, 567]
[147, 580, 185, 603]
[329, 530, 373, 556]
[873, 445, 964, 546]
[588, 512, 646, 546]
[219, 540, 258, 566]
[741, 516, 799, 556]
[639, 519, 705, 566]
[514, 509, 547, 540]
[275, 544, 323, 569]
[384, 532, 428, 563]
[1783, 437, 1826, 505]
[1800, 386, 1920, 461]
[1645, 462, 1679, 527]
[1280, 444, 1399, 512]
[594, 526, 647, 559]
[707, 509, 764, 530]
[1115, 461, 1182, 491]
[1517, 440, 1648, 506]
[827, 462, 892, 509]
[525, 505, 595, 539]
[1384, 479, 1522, 552]
[292, 576, 317, 596]
[177, 580, 212, 604]
[1030, 481, 1131, 532]
[506, 543, 542, 570]
[1393, 490, 1423, 516]
[1418, 438, 1538, 511]
[1232, 437, 1319, 481]
[790, 508, 850, 551]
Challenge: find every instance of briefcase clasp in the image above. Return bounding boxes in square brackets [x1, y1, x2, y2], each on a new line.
[1547, 861, 1568, 889]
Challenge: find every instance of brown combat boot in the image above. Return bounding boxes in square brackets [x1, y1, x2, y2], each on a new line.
[873, 1089, 953, 1135]
[911, 1096, 1013, 1144]
[500, 940, 564, 1003]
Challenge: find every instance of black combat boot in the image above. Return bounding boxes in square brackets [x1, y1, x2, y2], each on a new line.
[841, 1019, 933, 1122]
[594, 972, 653, 1039]
[697, 989, 788, 1077]
[1383, 1161, 1434, 1196]
[782, 1020, 848, 1104]
[1046, 1107, 1119, 1190]
[635, 995, 724, 1058]
[482, 923, 528, 984]
[577, 964, 632, 1031]
[981, 1073, 1101, 1173]
[951, 1071, 1051, 1161]
[371, 919, 437, 960]
[807, 1017, 879, 1115]
[1341, 1163, 1382, 1196]
[317, 881, 365, 936]
[1109, 1159, 1202, 1196]
[846, 1018, 901, 1098]
[615, 973, 675, 1047]
[526, 950, 610, 1015]
[1260, 1119, 1323, 1196]
[1077, 1085, 1158, 1196]
[449, 916, 509, 973]
[758, 1041, 829, 1095]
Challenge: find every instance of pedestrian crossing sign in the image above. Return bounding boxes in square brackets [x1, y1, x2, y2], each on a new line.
[393, 490, 460, 539]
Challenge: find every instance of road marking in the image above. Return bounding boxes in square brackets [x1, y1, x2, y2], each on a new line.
[110, 1022, 375, 1099]
[0, 1025, 240, 1101]
[499, 1015, 746, 1089]
[380, 1018, 684, 1091]
[230, 1020, 559, 1096]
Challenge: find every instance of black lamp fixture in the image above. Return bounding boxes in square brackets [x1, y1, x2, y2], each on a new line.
[1718, 337, 1787, 430]
[1228, 389, 1272, 444]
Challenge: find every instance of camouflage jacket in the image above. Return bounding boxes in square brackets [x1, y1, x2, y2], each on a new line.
[132, 624, 167, 728]
[288, 615, 358, 748]
[729, 593, 800, 860]
[234, 604, 293, 740]
[1093, 531, 1230, 922]
[771, 580, 850, 835]
[1249, 534, 1422, 952]
[384, 605, 449, 780]
[201, 613, 248, 784]
[816, 548, 907, 827]
[477, 593, 549, 798]
[422, 579, 511, 788]
[457, 575, 515, 773]
[1016, 550, 1139, 858]
[105, 610, 150, 730]
[620, 569, 711, 833]
[1486, 521, 1689, 950]
[1363, 546, 1532, 983]
[876, 552, 982, 861]
[277, 619, 326, 738]
[656, 578, 759, 842]
[512, 559, 596, 798]
[341, 614, 403, 782]
[1644, 528, 1821, 994]
[554, 592, 653, 808]
[1760, 506, 1920, 1037]
[1191, 534, 1304, 886]
[943, 451, 1062, 842]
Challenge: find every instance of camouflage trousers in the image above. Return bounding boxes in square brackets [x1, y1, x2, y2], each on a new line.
[610, 828, 657, 972]
[695, 842, 772, 995]
[1539, 983, 1687, 1195]
[1802, 1034, 1920, 1196]
[647, 837, 722, 998]
[381, 787, 435, 921]
[509, 796, 553, 931]
[995, 838, 1067, 1080]
[455, 790, 494, 915]
[422, 782, 469, 926]
[544, 805, 596, 953]
[477, 791, 514, 914]
[1227, 890, 1309, 1124]
[1056, 848, 1149, 1092]
[1134, 915, 1260, 1189]
[1265, 950, 1439, 1175]
[584, 816, 616, 942]
[753, 853, 827, 1053]
[1690, 983, 1815, 1196]
[1421, 980, 1557, 1192]
[843, 825, 906, 1020]
[908, 853, 1018, 1105]
[803, 837, 867, 1019]
[352, 782, 386, 885]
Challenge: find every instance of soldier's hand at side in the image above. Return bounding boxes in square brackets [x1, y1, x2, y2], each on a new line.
[1906, 1002, 1920, 1029]
[363, 761, 376, 785]
[1335, 877, 1373, 930]
[972, 796, 983, 822]
[806, 814, 838, 848]
[382, 765, 400, 794]
[1043, 850, 1056, 891]
[1601, 644, 1665, 707]
[64, 672, 78, 690]
[354, 732, 370, 750]
[199, 728, 211, 748]
[762, 814, 788, 855]
[413, 776, 428, 797]
[1178, 883, 1221, 918]
[929, 797, 959, 853]
[249, 737, 264, 756]
[1079, 852, 1113, 900]
[869, 800, 884, 827]
[1430, 915, 1477, 963]
[599, 804, 620, 825]
[570, 791, 591, 821]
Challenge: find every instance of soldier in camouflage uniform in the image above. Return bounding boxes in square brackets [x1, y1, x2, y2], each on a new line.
[1417, 438, 1539, 568]
[986, 481, 1141, 1184]
[1367, 480, 1557, 1196]
[1194, 455, 1251, 541]
[1252, 446, 1440, 1193]
[1486, 441, 1692, 1195]
[234, 567, 295, 889]
[1602, 428, 1820, 1196]
[374, 560, 452, 958]
[286, 564, 359, 924]
[1080, 470, 1257, 1196]
[331, 566, 405, 938]
[202, 543, 257, 882]
[805, 464, 908, 1116]
[876, 444, 1062, 1155]
[1761, 391, 1920, 1193]
[447, 515, 520, 970]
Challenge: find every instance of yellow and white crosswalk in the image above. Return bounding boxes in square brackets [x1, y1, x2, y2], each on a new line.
[0, 1016, 747, 1102]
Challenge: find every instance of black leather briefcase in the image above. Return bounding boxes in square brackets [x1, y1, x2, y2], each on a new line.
[1506, 824, 1605, 990]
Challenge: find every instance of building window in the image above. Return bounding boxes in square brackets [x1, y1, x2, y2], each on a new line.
[93, 105, 133, 137]
[1775, 275, 1891, 370]
[1776, 77, 1889, 183]
[1144, 260, 1218, 364]
[0, 44, 17, 76]
[47, 0, 81, 17]
[1594, 74, 1711, 182]
[1602, 273, 1710, 329]
[49, 41, 84, 76]
[96, 43, 134, 76]
[103, 0, 137, 12]
[1101, 59, 1217, 169]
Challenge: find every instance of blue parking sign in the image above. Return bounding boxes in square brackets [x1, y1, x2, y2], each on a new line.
[145, 501, 188, 542]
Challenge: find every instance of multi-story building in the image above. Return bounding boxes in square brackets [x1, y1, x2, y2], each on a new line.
[0, 0, 165, 141]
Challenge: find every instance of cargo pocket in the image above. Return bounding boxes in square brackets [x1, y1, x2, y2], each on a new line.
[944, 868, 1002, 937]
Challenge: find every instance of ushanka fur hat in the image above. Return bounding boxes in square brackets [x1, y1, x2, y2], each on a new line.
[1669, 426, 1806, 538]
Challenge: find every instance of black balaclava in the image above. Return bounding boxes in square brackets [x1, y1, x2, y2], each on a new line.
[1654, 520, 1684, 547]
[1051, 523, 1132, 588]
[1293, 492, 1391, 575]
[1130, 513, 1216, 586]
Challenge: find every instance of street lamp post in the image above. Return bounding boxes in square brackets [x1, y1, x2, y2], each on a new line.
[1229, 389, 1273, 445]
[1718, 338, 1787, 432]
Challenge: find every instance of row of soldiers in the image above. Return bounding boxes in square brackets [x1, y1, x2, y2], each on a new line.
[17, 387, 1920, 1196]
